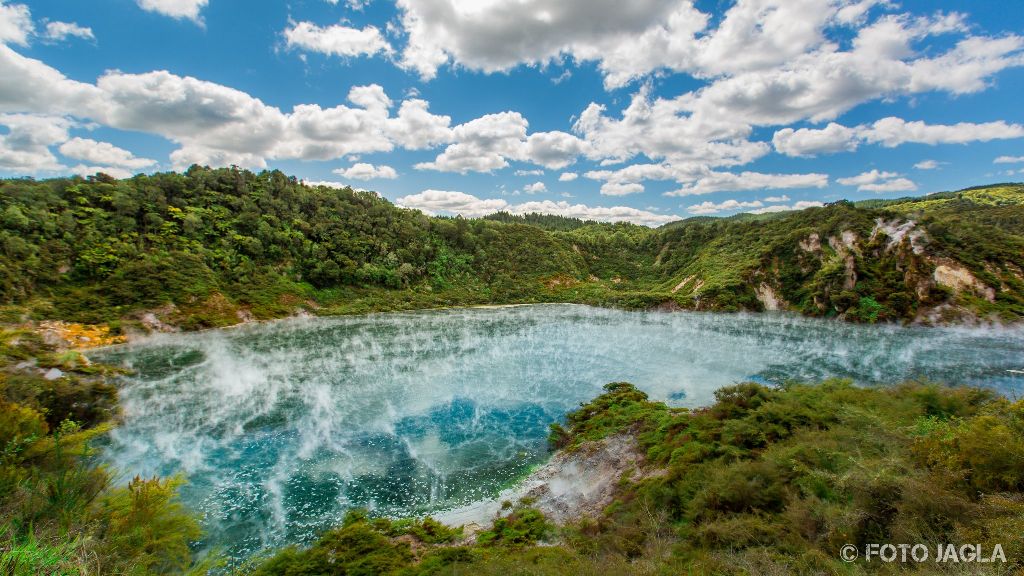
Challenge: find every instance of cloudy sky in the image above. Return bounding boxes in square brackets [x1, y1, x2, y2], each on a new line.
[1, 0, 1023, 225]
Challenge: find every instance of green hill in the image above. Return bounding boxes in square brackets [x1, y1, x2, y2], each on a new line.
[0, 167, 1021, 331]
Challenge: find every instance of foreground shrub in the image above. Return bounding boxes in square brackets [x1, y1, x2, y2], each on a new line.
[0, 329, 206, 575]
[95, 476, 202, 574]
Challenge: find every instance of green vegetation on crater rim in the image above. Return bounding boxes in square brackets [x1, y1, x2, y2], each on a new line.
[0, 167, 1022, 329]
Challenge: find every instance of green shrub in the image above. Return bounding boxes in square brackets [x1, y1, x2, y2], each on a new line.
[476, 508, 550, 547]
[855, 295, 884, 323]
[95, 476, 202, 574]
[694, 514, 788, 550]
[690, 460, 789, 517]
[913, 409, 1024, 494]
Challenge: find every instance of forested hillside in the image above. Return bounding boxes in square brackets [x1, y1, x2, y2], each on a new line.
[0, 166, 1021, 330]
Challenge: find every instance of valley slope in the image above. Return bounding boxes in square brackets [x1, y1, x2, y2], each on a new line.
[0, 167, 1022, 331]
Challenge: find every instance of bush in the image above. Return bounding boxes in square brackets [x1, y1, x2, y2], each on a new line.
[690, 460, 789, 518]
[95, 476, 202, 574]
[855, 295, 884, 323]
[694, 514, 788, 550]
[476, 508, 550, 547]
[913, 410, 1024, 494]
[0, 527, 79, 576]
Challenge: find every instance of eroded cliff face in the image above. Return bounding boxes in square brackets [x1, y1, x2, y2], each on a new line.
[702, 215, 1011, 325]
[647, 185, 1024, 324]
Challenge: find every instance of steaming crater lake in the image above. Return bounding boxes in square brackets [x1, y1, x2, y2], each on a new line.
[92, 304, 1024, 562]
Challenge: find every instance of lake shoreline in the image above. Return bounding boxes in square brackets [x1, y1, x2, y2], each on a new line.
[62, 297, 1023, 356]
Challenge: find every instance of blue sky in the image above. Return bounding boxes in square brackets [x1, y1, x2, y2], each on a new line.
[1, 0, 1023, 224]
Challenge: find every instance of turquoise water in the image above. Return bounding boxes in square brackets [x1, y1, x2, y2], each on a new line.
[92, 305, 1024, 563]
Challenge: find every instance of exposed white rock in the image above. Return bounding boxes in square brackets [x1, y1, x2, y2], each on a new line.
[798, 233, 821, 253]
[140, 311, 179, 333]
[828, 230, 859, 255]
[873, 218, 927, 254]
[934, 262, 996, 302]
[672, 275, 694, 294]
[435, 433, 653, 534]
[756, 283, 785, 311]
[841, 230, 858, 251]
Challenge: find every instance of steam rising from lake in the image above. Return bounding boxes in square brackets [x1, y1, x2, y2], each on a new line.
[92, 305, 1024, 563]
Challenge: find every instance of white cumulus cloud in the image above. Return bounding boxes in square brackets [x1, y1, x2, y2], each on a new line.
[861, 117, 1024, 147]
[59, 137, 156, 169]
[994, 155, 1024, 164]
[774, 117, 1024, 156]
[333, 162, 398, 180]
[0, 2, 32, 46]
[396, 189, 509, 217]
[522, 181, 546, 194]
[772, 123, 859, 157]
[600, 181, 645, 196]
[0, 113, 70, 173]
[686, 199, 764, 215]
[136, 0, 208, 22]
[392, 0, 916, 90]
[284, 21, 392, 58]
[666, 171, 828, 196]
[749, 200, 825, 214]
[70, 164, 134, 180]
[415, 112, 584, 173]
[0, 46, 460, 171]
[43, 21, 94, 42]
[837, 169, 916, 192]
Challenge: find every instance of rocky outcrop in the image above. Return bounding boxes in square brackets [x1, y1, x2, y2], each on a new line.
[37, 320, 127, 349]
[799, 232, 821, 253]
[519, 434, 652, 524]
[756, 283, 785, 311]
[672, 275, 703, 294]
[672, 275, 694, 294]
[436, 433, 659, 534]
[872, 218, 927, 254]
[828, 230, 860, 291]
[139, 310, 179, 333]
[933, 260, 997, 302]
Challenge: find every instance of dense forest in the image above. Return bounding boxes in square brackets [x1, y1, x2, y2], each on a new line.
[0, 167, 1021, 331]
